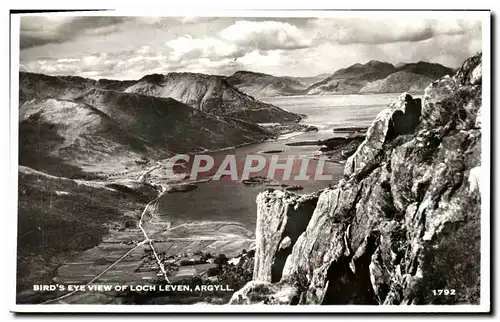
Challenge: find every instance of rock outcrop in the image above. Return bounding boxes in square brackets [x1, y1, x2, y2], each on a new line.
[343, 92, 421, 177]
[253, 191, 319, 283]
[230, 54, 482, 305]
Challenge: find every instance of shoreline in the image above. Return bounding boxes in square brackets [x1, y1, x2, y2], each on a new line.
[259, 91, 425, 100]
[30, 104, 369, 304]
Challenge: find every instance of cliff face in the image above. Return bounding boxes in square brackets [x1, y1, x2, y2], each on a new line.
[124, 72, 301, 123]
[230, 54, 482, 305]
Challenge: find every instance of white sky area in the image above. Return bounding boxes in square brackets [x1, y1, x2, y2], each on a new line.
[19, 15, 482, 80]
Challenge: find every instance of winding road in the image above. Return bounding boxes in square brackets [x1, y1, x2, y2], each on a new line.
[43, 164, 169, 304]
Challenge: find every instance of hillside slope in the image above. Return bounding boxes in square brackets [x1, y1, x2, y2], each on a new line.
[397, 61, 455, 80]
[306, 60, 453, 95]
[123, 72, 301, 123]
[226, 71, 310, 98]
[360, 71, 434, 94]
[19, 72, 272, 178]
[307, 61, 397, 95]
[17, 165, 155, 303]
[230, 54, 482, 305]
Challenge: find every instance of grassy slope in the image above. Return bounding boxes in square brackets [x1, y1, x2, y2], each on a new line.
[17, 166, 154, 302]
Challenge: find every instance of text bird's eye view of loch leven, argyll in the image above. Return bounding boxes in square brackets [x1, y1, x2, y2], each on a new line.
[11, 10, 490, 313]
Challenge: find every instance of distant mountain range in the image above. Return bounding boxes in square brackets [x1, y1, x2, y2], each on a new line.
[17, 59, 453, 177]
[226, 71, 328, 98]
[227, 61, 454, 97]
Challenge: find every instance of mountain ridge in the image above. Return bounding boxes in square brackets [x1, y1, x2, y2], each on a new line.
[19, 72, 274, 179]
[20, 71, 301, 123]
[306, 60, 453, 95]
[124, 71, 301, 123]
[224, 60, 453, 97]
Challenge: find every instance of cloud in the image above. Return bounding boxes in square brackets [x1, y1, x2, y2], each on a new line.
[165, 36, 240, 61]
[219, 20, 313, 50]
[310, 18, 481, 45]
[21, 49, 170, 80]
[19, 16, 483, 79]
[163, 20, 313, 64]
[20, 16, 130, 49]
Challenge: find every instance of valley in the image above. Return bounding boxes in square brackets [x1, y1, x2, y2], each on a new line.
[17, 65, 434, 305]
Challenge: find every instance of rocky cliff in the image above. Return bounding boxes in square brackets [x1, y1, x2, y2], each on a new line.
[230, 54, 482, 305]
[124, 72, 301, 123]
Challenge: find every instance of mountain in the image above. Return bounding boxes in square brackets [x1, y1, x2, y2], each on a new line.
[123, 72, 301, 123]
[226, 71, 307, 98]
[329, 60, 397, 81]
[359, 71, 434, 94]
[306, 60, 453, 95]
[292, 73, 331, 87]
[19, 72, 273, 178]
[226, 71, 330, 98]
[230, 54, 482, 305]
[306, 60, 397, 95]
[396, 61, 455, 80]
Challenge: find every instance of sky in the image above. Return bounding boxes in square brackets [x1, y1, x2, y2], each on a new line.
[18, 15, 483, 80]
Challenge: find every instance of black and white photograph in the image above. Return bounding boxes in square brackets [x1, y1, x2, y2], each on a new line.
[9, 9, 490, 313]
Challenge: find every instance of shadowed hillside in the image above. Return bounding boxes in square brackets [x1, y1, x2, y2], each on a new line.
[227, 71, 311, 98]
[19, 72, 273, 178]
[360, 71, 434, 94]
[306, 60, 453, 95]
[124, 72, 301, 123]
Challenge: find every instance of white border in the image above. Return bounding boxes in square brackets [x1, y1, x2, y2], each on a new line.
[9, 9, 491, 314]
[13, 9, 493, 19]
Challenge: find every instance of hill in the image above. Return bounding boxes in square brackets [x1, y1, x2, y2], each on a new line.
[19, 72, 273, 178]
[359, 71, 434, 93]
[396, 61, 454, 80]
[306, 60, 397, 95]
[123, 72, 300, 123]
[226, 71, 307, 98]
[225, 71, 329, 98]
[306, 60, 453, 95]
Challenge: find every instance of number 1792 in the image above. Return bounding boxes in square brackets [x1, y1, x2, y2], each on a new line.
[432, 289, 456, 296]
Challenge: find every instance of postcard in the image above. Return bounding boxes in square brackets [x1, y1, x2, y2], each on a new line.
[10, 9, 491, 313]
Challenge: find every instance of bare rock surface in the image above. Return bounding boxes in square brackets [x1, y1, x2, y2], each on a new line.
[230, 54, 482, 305]
[343, 92, 421, 177]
